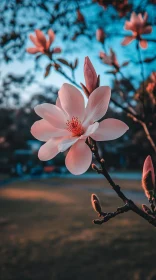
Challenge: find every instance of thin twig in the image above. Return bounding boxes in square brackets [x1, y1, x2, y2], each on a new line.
[136, 40, 146, 115]
[94, 204, 130, 225]
[87, 137, 156, 227]
[127, 113, 156, 153]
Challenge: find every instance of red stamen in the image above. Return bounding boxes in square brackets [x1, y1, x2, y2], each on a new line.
[66, 117, 84, 136]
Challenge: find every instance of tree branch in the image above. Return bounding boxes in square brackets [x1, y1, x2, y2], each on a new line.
[87, 137, 156, 227]
[127, 113, 156, 153]
[93, 204, 130, 225]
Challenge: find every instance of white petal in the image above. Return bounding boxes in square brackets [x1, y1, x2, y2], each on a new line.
[38, 138, 60, 161]
[83, 86, 111, 126]
[91, 118, 129, 141]
[58, 83, 85, 121]
[31, 119, 71, 141]
[80, 122, 99, 139]
[65, 140, 92, 175]
[58, 137, 79, 152]
[34, 103, 67, 129]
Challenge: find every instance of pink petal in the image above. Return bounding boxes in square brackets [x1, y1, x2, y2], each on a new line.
[91, 118, 129, 141]
[38, 138, 60, 161]
[56, 97, 63, 110]
[58, 83, 85, 121]
[143, 12, 148, 23]
[53, 47, 62, 53]
[131, 12, 137, 23]
[34, 103, 67, 129]
[48, 29, 55, 44]
[80, 122, 99, 139]
[29, 34, 41, 47]
[65, 140, 92, 175]
[31, 119, 71, 141]
[58, 137, 79, 152]
[26, 47, 39, 54]
[124, 21, 134, 31]
[83, 86, 111, 126]
[35, 30, 46, 48]
[138, 13, 144, 23]
[56, 97, 69, 119]
[121, 36, 135, 46]
[99, 51, 105, 59]
[139, 40, 147, 49]
[143, 155, 155, 187]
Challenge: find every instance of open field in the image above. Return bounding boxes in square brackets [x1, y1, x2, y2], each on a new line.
[0, 177, 156, 280]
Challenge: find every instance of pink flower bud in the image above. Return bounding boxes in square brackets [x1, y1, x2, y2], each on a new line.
[84, 56, 98, 95]
[142, 204, 152, 215]
[53, 47, 62, 53]
[96, 28, 105, 43]
[142, 155, 155, 199]
[91, 194, 102, 214]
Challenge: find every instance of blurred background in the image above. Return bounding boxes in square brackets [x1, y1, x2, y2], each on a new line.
[0, 1, 156, 279]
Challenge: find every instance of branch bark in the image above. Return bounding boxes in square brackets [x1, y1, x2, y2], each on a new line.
[87, 137, 156, 227]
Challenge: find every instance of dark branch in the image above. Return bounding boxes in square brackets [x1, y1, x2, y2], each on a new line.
[87, 137, 156, 227]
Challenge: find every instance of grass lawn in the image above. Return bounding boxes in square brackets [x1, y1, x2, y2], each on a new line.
[0, 177, 156, 280]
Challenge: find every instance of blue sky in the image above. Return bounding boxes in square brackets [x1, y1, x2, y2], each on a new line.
[2, 2, 156, 105]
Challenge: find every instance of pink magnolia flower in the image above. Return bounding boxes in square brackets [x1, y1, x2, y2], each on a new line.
[122, 12, 152, 49]
[96, 28, 105, 43]
[99, 49, 119, 68]
[27, 29, 61, 55]
[142, 155, 155, 199]
[84, 57, 98, 95]
[31, 83, 129, 175]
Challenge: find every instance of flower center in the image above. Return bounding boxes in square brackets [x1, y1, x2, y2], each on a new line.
[66, 117, 84, 136]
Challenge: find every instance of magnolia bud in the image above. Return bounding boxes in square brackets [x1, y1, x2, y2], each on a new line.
[91, 163, 99, 172]
[91, 194, 102, 214]
[142, 155, 155, 199]
[84, 56, 98, 95]
[96, 28, 105, 43]
[142, 204, 152, 215]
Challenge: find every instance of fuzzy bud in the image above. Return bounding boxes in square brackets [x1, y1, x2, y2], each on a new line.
[96, 28, 105, 43]
[91, 194, 102, 214]
[142, 155, 155, 199]
[142, 204, 152, 215]
[84, 56, 98, 95]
